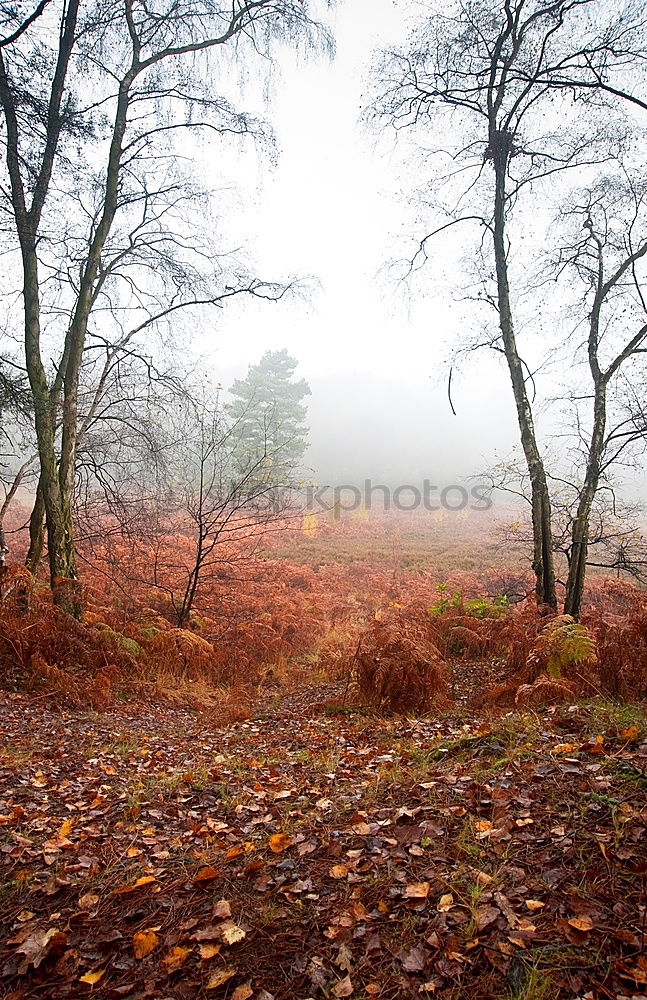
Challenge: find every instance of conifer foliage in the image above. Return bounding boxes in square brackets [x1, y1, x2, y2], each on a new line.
[226, 350, 310, 482]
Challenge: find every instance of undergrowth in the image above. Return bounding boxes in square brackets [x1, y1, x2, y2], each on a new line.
[0, 517, 646, 711]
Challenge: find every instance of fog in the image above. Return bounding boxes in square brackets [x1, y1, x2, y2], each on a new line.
[182, 0, 646, 508]
[191, 0, 530, 490]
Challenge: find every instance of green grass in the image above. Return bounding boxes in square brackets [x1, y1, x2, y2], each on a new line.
[507, 961, 560, 1000]
[577, 698, 647, 737]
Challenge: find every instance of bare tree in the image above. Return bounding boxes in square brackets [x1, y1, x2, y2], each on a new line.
[76, 386, 303, 627]
[549, 173, 647, 615]
[0, 1, 51, 48]
[371, 0, 647, 611]
[487, 450, 647, 601]
[0, 0, 330, 615]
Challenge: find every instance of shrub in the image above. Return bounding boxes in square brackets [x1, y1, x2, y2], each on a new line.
[146, 628, 220, 682]
[515, 677, 577, 708]
[354, 615, 449, 714]
[429, 585, 509, 619]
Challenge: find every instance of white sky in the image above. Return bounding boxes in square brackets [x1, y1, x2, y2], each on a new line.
[183, 0, 646, 499]
[204, 0, 421, 377]
[188, 0, 525, 482]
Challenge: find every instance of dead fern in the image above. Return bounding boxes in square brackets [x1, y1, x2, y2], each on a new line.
[515, 676, 577, 708]
[354, 616, 448, 714]
[0, 564, 33, 613]
[146, 628, 220, 682]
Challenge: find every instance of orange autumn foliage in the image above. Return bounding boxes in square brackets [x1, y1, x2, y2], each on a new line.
[0, 510, 645, 708]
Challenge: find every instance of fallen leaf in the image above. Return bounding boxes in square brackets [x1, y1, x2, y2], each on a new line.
[213, 899, 232, 919]
[114, 875, 156, 895]
[58, 818, 73, 838]
[78, 892, 99, 910]
[617, 959, 647, 985]
[17, 928, 67, 970]
[336, 943, 354, 972]
[133, 929, 160, 959]
[525, 899, 545, 911]
[199, 943, 222, 960]
[268, 833, 293, 853]
[194, 866, 220, 883]
[329, 864, 349, 879]
[79, 969, 105, 985]
[206, 966, 236, 989]
[476, 905, 500, 932]
[161, 946, 191, 972]
[581, 737, 605, 756]
[568, 915, 594, 932]
[219, 922, 246, 945]
[398, 945, 427, 972]
[332, 974, 354, 997]
[437, 893, 454, 912]
[404, 882, 430, 899]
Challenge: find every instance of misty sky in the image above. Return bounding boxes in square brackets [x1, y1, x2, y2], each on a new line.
[190, 0, 627, 490]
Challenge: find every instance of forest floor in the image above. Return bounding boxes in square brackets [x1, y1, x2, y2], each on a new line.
[0, 681, 646, 1000]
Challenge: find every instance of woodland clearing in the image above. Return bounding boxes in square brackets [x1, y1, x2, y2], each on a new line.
[0, 512, 646, 999]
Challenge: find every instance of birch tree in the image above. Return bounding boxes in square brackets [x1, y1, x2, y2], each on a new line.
[552, 174, 647, 615]
[372, 0, 647, 611]
[0, 0, 329, 614]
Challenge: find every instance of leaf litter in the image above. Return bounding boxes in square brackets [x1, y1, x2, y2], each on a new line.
[0, 690, 646, 998]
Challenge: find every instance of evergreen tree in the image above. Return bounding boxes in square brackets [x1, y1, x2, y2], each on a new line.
[226, 349, 310, 480]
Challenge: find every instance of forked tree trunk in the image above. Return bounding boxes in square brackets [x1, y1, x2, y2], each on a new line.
[492, 136, 557, 611]
[564, 357, 607, 618]
[0, 3, 82, 615]
[24, 253, 81, 615]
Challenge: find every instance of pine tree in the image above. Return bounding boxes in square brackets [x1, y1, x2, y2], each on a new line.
[226, 349, 310, 481]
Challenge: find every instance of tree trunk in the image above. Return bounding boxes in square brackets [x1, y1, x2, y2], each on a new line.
[564, 381, 606, 618]
[1, 6, 81, 616]
[50, 73, 135, 616]
[492, 135, 557, 611]
[23, 251, 81, 615]
[25, 478, 45, 575]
